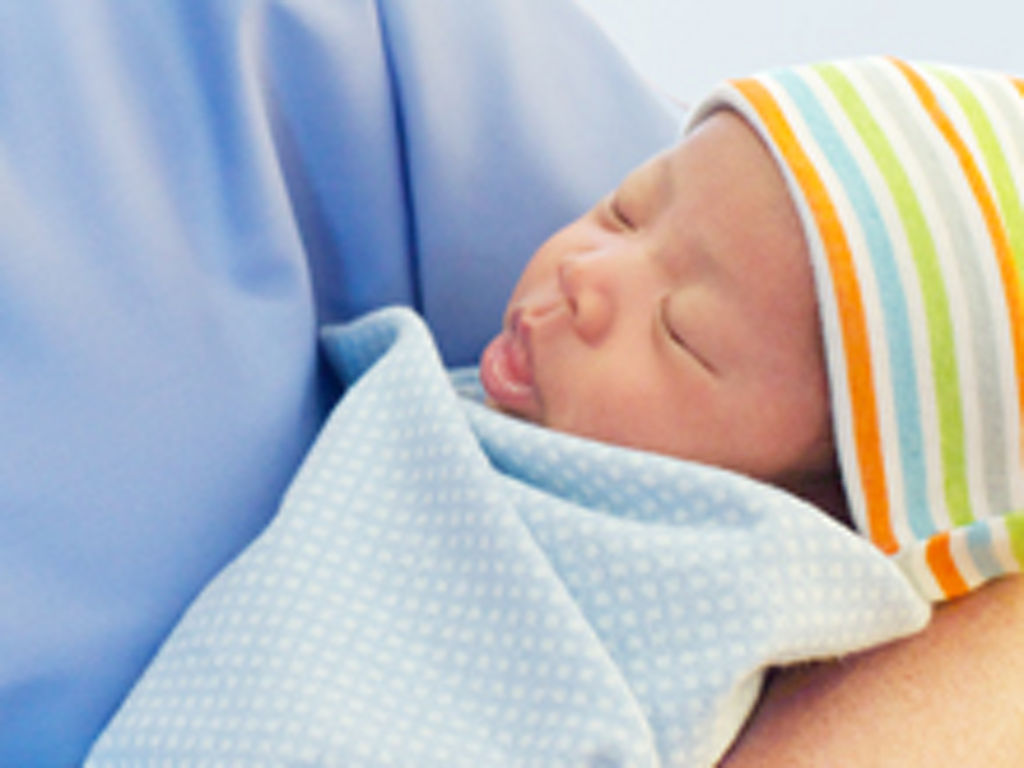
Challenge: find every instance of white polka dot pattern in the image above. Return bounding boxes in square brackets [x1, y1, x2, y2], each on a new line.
[87, 307, 930, 767]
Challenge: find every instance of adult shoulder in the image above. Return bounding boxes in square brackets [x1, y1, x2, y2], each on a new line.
[721, 574, 1024, 766]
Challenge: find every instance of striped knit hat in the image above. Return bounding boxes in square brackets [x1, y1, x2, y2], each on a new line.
[688, 58, 1024, 602]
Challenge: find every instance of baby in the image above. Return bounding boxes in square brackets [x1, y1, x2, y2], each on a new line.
[480, 108, 843, 518]
[481, 56, 1024, 603]
[85, 57, 1024, 768]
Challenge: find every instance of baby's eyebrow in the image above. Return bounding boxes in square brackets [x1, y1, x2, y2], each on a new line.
[651, 154, 673, 203]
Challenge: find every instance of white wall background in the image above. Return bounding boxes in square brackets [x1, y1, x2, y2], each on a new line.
[575, 0, 1023, 102]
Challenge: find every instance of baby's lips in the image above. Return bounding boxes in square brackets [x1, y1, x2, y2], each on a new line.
[479, 327, 537, 415]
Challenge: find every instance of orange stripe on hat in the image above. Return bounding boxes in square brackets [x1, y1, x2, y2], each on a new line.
[731, 77, 898, 554]
[924, 531, 969, 598]
[891, 59, 1024, 452]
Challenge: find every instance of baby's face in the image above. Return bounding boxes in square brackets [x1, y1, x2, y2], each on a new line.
[481, 110, 836, 493]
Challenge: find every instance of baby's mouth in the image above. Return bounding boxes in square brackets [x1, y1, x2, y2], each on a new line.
[479, 313, 538, 417]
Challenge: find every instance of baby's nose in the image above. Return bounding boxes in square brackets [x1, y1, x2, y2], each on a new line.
[558, 253, 614, 343]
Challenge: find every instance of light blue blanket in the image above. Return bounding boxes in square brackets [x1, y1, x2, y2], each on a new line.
[88, 308, 929, 767]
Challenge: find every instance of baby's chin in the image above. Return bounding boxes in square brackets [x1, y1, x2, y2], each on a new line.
[484, 396, 532, 421]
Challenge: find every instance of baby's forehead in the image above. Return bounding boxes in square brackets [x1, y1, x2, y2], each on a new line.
[618, 109, 751, 199]
[666, 109, 771, 180]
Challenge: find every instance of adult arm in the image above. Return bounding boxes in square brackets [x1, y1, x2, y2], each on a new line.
[721, 574, 1024, 766]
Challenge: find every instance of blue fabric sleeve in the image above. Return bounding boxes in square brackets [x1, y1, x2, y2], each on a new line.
[0, 1, 679, 764]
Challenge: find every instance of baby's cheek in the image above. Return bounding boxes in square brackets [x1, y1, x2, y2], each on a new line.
[540, 380, 625, 444]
